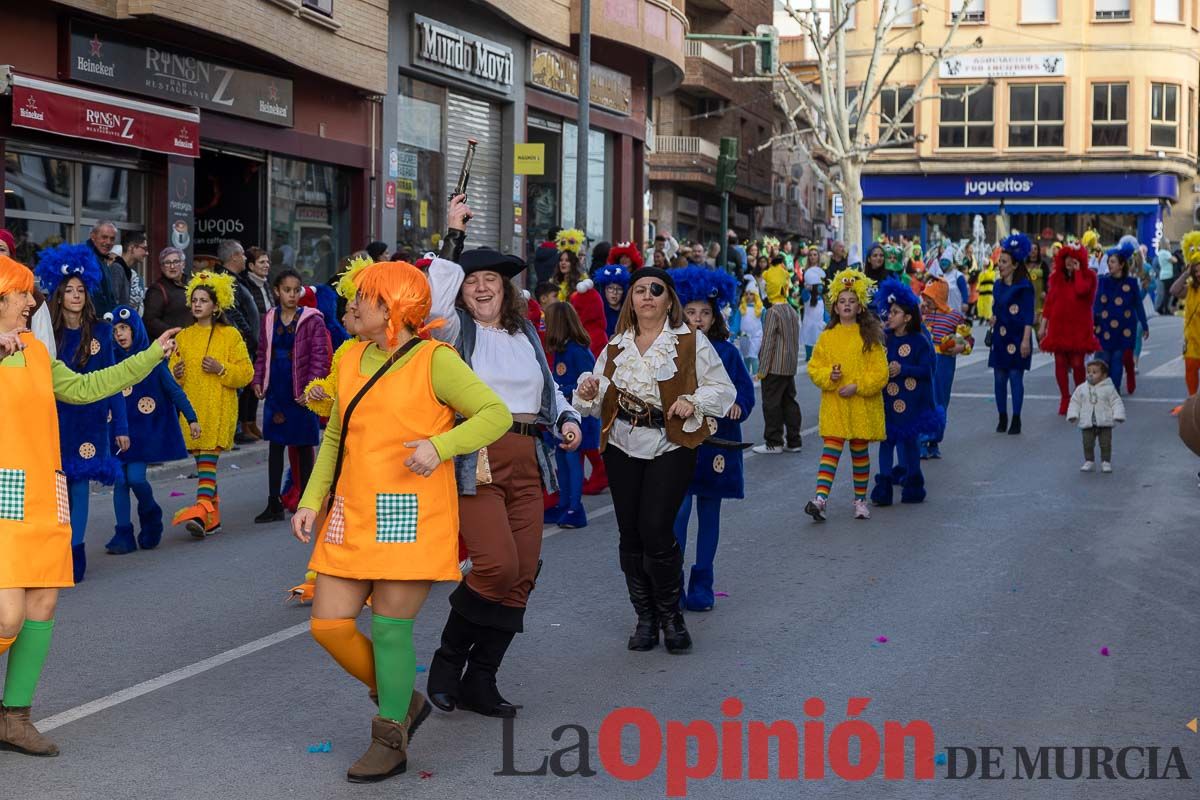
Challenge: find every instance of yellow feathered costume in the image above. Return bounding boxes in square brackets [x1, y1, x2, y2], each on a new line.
[304, 256, 369, 416]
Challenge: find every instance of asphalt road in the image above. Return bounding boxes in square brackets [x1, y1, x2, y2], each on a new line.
[4, 311, 1198, 800]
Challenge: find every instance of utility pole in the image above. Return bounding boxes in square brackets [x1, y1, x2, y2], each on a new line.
[575, 0, 591, 234]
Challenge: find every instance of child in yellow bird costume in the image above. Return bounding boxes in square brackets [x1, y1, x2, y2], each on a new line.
[804, 269, 889, 522]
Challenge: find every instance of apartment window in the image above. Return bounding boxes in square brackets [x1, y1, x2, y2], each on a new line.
[1021, 0, 1058, 22]
[1151, 82, 1180, 147]
[302, 0, 333, 13]
[1008, 84, 1064, 147]
[939, 84, 994, 148]
[952, 0, 986, 23]
[889, 0, 917, 25]
[880, 87, 915, 147]
[1094, 0, 1130, 20]
[1155, 0, 1182, 21]
[1091, 83, 1128, 147]
[846, 86, 860, 143]
[1189, 88, 1196, 153]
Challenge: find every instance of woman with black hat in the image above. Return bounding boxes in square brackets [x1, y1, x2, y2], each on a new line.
[426, 248, 583, 718]
[573, 267, 735, 653]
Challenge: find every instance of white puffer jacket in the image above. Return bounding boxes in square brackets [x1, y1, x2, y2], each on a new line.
[1066, 377, 1126, 429]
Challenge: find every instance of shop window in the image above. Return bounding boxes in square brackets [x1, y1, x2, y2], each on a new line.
[1091, 83, 1128, 147]
[397, 77, 447, 254]
[879, 87, 915, 147]
[560, 123, 610, 243]
[1008, 84, 1064, 148]
[1155, 0, 1182, 22]
[1150, 82, 1179, 148]
[938, 84, 994, 148]
[269, 156, 351, 284]
[1020, 0, 1057, 22]
[1095, 0, 1131, 21]
[952, 0, 986, 23]
[3, 151, 145, 269]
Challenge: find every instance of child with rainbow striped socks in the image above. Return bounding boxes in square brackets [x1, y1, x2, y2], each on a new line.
[803, 269, 888, 521]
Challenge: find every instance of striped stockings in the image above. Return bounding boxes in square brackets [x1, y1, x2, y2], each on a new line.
[815, 437, 870, 500]
[195, 451, 219, 501]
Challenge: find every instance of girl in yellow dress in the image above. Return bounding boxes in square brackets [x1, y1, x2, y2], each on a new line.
[804, 269, 889, 521]
[169, 271, 254, 537]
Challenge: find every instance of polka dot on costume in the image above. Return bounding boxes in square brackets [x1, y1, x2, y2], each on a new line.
[555, 362, 567, 376]
[1007, 344, 1017, 354]
[893, 399, 907, 414]
[79, 442, 96, 459]
[904, 377, 917, 391]
[137, 397, 156, 415]
[1111, 320, 1119, 329]
[1100, 295, 1108, 303]
[999, 326, 1007, 336]
[1104, 332, 1111, 340]
[272, 412, 287, 424]
[887, 382, 900, 397]
[1124, 310, 1131, 318]
[898, 344, 912, 357]
[1009, 304, 1020, 314]
[706, 417, 719, 435]
[1101, 311, 1109, 319]
[713, 455, 726, 474]
[1122, 283, 1131, 292]
[122, 386, 133, 397]
[1114, 297, 1123, 306]
[90, 339, 101, 356]
[1123, 329, 1132, 338]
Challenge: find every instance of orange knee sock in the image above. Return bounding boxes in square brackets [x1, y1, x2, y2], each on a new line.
[310, 618, 376, 690]
[0, 634, 14, 657]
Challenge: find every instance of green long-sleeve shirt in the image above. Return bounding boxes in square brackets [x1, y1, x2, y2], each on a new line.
[299, 340, 511, 511]
[1, 343, 166, 404]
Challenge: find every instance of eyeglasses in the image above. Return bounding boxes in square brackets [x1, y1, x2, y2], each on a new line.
[162, 259, 185, 266]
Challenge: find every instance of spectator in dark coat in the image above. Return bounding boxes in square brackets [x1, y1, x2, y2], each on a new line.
[533, 225, 563, 283]
[86, 221, 130, 315]
[142, 247, 192, 338]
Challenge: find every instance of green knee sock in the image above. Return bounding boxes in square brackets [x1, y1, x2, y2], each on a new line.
[2, 619, 55, 707]
[370, 615, 415, 723]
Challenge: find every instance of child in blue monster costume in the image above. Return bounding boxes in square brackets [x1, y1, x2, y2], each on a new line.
[592, 262, 630, 337]
[870, 278, 943, 506]
[35, 243, 127, 582]
[105, 305, 199, 554]
[542, 301, 599, 529]
[669, 265, 755, 612]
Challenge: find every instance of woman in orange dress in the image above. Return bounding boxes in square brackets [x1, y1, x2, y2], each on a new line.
[0, 255, 178, 757]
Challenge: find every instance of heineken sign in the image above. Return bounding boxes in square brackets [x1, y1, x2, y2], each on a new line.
[66, 20, 294, 127]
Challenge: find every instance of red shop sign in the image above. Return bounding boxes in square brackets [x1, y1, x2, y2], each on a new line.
[10, 73, 199, 158]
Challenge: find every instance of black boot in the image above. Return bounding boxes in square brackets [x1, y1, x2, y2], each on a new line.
[645, 551, 692, 654]
[1007, 414, 1022, 435]
[458, 626, 519, 718]
[254, 496, 284, 524]
[995, 413, 1008, 433]
[426, 609, 476, 712]
[619, 551, 658, 651]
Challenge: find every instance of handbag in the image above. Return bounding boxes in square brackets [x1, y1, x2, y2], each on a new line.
[313, 338, 420, 532]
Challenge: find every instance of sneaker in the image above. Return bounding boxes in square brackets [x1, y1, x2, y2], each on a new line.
[1100, 462, 1113, 474]
[1080, 461, 1094, 472]
[804, 497, 827, 522]
[783, 445, 803, 453]
[752, 444, 785, 455]
[853, 499, 870, 520]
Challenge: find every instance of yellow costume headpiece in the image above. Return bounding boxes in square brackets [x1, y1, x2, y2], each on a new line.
[829, 268, 873, 306]
[1182, 231, 1200, 266]
[185, 270, 236, 310]
[336, 255, 372, 300]
[555, 228, 586, 255]
[1081, 229, 1101, 253]
[763, 264, 791, 305]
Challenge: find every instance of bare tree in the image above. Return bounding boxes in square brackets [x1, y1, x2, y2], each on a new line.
[763, 0, 984, 256]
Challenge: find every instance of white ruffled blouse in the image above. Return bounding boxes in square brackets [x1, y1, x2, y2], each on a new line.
[573, 322, 736, 458]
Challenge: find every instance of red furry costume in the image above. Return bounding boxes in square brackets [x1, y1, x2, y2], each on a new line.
[1040, 244, 1101, 413]
[607, 241, 644, 270]
[569, 280, 608, 357]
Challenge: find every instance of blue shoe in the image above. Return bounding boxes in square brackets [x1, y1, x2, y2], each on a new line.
[919, 443, 932, 460]
[105, 524, 138, 555]
[557, 507, 588, 529]
[685, 566, 714, 612]
[900, 475, 927, 504]
[543, 507, 564, 525]
[869, 475, 894, 507]
[137, 502, 164, 550]
[928, 444, 942, 459]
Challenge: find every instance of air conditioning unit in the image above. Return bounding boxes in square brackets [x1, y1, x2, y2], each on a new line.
[953, 10, 985, 22]
[1095, 10, 1130, 20]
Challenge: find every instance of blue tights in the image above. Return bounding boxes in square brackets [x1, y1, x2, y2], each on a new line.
[113, 462, 157, 528]
[553, 448, 584, 516]
[993, 368, 1026, 417]
[68, 479, 90, 547]
[673, 495, 721, 571]
[1101, 349, 1127, 396]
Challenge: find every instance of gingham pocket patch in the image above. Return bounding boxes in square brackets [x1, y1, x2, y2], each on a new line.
[324, 496, 346, 545]
[55, 471, 70, 525]
[376, 493, 418, 543]
[0, 469, 26, 521]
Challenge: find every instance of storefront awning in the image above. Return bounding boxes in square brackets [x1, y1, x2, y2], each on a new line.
[8, 73, 199, 158]
[863, 202, 1000, 215]
[1003, 201, 1159, 215]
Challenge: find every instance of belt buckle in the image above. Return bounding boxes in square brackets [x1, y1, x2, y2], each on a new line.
[617, 391, 649, 426]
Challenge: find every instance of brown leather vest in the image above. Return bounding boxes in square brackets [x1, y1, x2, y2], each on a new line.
[599, 329, 710, 452]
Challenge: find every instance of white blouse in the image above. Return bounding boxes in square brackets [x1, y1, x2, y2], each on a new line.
[574, 322, 736, 459]
[470, 322, 544, 415]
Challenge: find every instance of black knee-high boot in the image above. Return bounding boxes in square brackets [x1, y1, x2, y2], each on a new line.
[458, 626, 519, 718]
[438, 583, 524, 717]
[426, 609, 476, 712]
[644, 549, 692, 654]
[620, 550, 658, 651]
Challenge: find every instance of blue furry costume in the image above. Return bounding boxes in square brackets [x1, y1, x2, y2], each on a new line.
[544, 340, 599, 528]
[668, 266, 755, 612]
[591, 263, 630, 337]
[105, 305, 198, 554]
[870, 279, 944, 506]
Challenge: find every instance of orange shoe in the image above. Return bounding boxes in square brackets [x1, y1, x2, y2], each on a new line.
[176, 498, 221, 538]
[1172, 405, 1183, 416]
[172, 501, 205, 530]
[287, 571, 317, 605]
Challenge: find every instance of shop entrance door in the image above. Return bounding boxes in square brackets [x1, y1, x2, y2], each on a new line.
[526, 116, 562, 255]
[194, 148, 264, 265]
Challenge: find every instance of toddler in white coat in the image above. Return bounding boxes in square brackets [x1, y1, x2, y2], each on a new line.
[1066, 359, 1126, 473]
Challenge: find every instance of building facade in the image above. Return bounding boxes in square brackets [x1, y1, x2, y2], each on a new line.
[785, 0, 1200, 250]
[0, 0, 387, 284]
[648, 0, 775, 248]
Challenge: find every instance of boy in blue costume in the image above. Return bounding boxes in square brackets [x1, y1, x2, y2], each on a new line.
[592, 263, 630, 337]
[669, 265, 755, 611]
[106, 305, 200, 554]
[542, 301, 599, 529]
[870, 278, 943, 506]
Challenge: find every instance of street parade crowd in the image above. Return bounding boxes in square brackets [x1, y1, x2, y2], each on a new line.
[1, 200, 1199, 782]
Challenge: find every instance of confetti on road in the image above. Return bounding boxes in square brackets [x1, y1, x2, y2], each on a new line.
[715, 591, 730, 597]
[935, 753, 947, 766]
[419, 770, 434, 779]
[415, 665, 427, 673]
[170, 491, 185, 497]
[876, 636, 889, 643]
[1100, 647, 1110, 656]
[307, 741, 331, 753]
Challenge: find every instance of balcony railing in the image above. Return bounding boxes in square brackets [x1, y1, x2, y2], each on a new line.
[684, 40, 733, 73]
[653, 135, 721, 160]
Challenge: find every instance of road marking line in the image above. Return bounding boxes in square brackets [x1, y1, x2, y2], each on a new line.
[36, 622, 311, 732]
[1147, 356, 1185, 378]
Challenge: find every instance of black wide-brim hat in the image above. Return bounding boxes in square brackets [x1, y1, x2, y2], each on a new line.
[459, 248, 526, 279]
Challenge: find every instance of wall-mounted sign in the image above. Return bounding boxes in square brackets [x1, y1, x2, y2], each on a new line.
[938, 53, 1066, 79]
[167, 158, 195, 265]
[412, 14, 513, 95]
[67, 20, 294, 126]
[384, 181, 397, 210]
[529, 43, 632, 117]
[513, 143, 545, 175]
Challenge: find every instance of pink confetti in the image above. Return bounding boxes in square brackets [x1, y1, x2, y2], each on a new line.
[875, 636, 889, 643]
[715, 591, 730, 597]
[170, 491, 185, 497]
[1100, 647, 1110, 656]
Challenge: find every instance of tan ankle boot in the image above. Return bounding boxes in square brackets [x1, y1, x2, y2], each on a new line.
[0, 705, 59, 757]
[367, 689, 431, 743]
[346, 715, 408, 783]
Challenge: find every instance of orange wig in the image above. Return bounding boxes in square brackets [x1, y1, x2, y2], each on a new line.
[0, 255, 35, 297]
[354, 260, 444, 346]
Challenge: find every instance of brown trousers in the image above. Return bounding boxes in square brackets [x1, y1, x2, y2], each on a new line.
[458, 432, 543, 609]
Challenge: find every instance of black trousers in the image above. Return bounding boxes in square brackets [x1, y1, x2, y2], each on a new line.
[238, 387, 259, 426]
[603, 445, 696, 560]
[761, 373, 803, 448]
[268, 443, 314, 498]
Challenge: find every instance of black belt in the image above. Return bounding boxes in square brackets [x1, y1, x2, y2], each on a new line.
[509, 421, 540, 437]
[616, 405, 666, 429]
